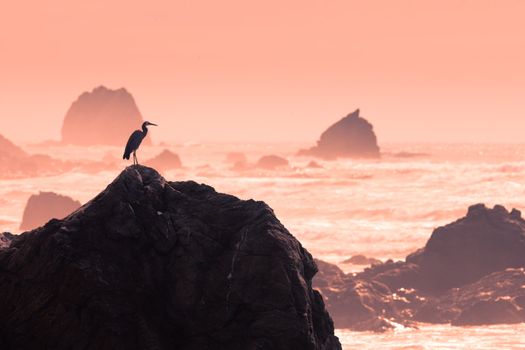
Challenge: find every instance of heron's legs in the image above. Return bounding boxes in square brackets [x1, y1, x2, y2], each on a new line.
[133, 151, 139, 165]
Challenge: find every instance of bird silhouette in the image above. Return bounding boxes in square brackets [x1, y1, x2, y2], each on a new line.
[123, 121, 157, 165]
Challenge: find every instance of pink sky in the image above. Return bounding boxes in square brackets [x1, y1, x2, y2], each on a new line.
[1, 0, 524, 144]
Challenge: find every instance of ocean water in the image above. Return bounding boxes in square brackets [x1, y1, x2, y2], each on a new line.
[2, 142, 525, 349]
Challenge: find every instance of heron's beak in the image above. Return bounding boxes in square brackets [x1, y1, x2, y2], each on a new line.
[149, 123, 158, 126]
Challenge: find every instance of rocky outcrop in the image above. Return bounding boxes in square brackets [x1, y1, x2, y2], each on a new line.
[314, 204, 525, 331]
[298, 109, 380, 159]
[255, 155, 289, 170]
[0, 134, 95, 179]
[0, 166, 341, 350]
[19, 192, 81, 231]
[61, 86, 150, 146]
[144, 150, 182, 172]
[341, 255, 382, 266]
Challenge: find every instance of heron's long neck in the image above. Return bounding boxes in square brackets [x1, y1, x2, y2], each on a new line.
[142, 124, 149, 136]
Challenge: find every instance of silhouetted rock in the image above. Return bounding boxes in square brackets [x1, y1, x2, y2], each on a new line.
[342, 255, 382, 266]
[0, 166, 341, 350]
[0, 232, 13, 249]
[61, 86, 151, 146]
[19, 192, 81, 231]
[313, 205, 525, 331]
[298, 109, 380, 159]
[406, 204, 525, 292]
[256, 155, 289, 170]
[144, 149, 182, 172]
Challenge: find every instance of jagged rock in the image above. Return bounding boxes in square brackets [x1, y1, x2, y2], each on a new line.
[19, 192, 82, 231]
[0, 166, 341, 350]
[144, 150, 182, 172]
[298, 109, 380, 159]
[61, 86, 151, 146]
[314, 204, 525, 331]
[341, 255, 382, 266]
[255, 155, 289, 170]
[407, 204, 525, 291]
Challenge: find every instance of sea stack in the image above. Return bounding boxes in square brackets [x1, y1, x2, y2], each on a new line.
[0, 166, 341, 350]
[19, 192, 81, 231]
[61, 86, 151, 146]
[298, 109, 380, 159]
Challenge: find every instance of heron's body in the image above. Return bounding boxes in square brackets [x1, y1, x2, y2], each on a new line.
[123, 121, 157, 165]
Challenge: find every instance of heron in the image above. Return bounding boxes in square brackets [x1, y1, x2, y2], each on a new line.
[123, 121, 157, 165]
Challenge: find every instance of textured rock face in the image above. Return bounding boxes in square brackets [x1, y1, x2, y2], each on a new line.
[19, 192, 81, 231]
[0, 166, 341, 350]
[144, 150, 182, 172]
[298, 109, 380, 159]
[0, 232, 13, 249]
[61, 86, 150, 146]
[314, 204, 525, 331]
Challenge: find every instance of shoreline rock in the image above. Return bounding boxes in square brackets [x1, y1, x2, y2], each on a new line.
[0, 166, 341, 349]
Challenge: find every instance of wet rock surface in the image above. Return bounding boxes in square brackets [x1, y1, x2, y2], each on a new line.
[314, 204, 525, 331]
[0, 166, 341, 350]
[298, 109, 380, 159]
[19, 192, 81, 231]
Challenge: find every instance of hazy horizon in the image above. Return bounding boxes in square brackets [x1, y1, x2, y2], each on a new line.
[1, 0, 524, 144]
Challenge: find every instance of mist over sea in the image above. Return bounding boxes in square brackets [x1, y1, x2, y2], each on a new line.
[2, 142, 525, 348]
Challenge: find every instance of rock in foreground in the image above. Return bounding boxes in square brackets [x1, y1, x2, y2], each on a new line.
[298, 109, 380, 159]
[61, 86, 150, 146]
[0, 166, 340, 350]
[19, 192, 81, 231]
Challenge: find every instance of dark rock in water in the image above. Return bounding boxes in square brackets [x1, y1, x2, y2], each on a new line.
[144, 149, 182, 172]
[19, 192, 81, 231]
[61, 86, 151, 146]
[407, 204, 525, 292]
[314, 204, 525, 331]
[298, 109, 380, 159]
[417, 268, 525, 325]
[341, 255, 382, 266]
[0, 232, 14, 249]
[256, 155, 289, 170]
[0, 166, 341, 350]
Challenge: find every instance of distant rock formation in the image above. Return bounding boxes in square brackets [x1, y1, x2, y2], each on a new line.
[61, 86, 151, 146]
[19, 192, 81, 231]
[341, 255, 382, 266]
[0, 134, 27, 159]
[144, 149, 182, 172]
[314, 204, 525, 331]
[298, 109, 380, 159]
[255, 155, 289, 169]
[0, 166, 341, 350]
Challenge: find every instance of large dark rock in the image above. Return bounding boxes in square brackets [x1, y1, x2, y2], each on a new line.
[19, 192, 81, 231]
[406, 204, 525, 291]
[313, 204, 525, 331]
[298, 109, 380, 159]
[0, 166, 341, 350]
[61, 86, 151, 146]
